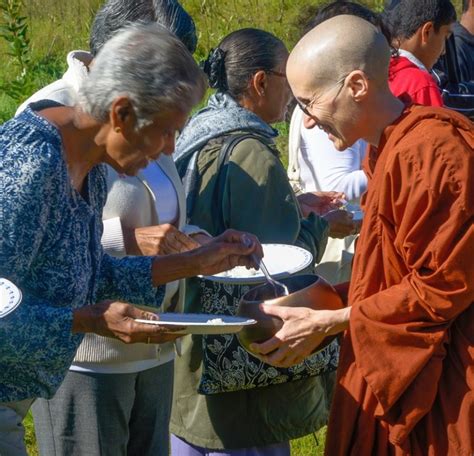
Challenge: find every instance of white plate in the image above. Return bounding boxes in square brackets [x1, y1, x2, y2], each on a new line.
[135, 313, 256, 335]
[0, 278, 22, 318]
[201, 243, 313, 284]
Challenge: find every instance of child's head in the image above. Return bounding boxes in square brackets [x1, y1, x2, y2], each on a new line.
[384, 0, 456, 69]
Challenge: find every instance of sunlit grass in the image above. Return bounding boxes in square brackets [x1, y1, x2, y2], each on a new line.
[0, 0, 464, 122]
[24, 410, 325, 455]
[23, 412, 38, 456]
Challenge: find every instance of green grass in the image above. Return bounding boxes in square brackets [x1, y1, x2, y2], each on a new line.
[0, 0, 464, 122]
[23, 413, 39, 456]
[291, 427, 327, 455]
[2, 0, 464, 454]
[23, 411, 326, 455]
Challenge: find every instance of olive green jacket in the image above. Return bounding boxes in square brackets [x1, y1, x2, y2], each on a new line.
[170, 135, 331, 449]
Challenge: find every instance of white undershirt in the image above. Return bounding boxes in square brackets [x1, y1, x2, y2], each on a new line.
[71, 357, 172, 375]
[298, 127, 368, 202]
[142, 158, 179, 225]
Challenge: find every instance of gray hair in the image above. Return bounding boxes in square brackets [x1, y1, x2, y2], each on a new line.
[79, 23, 206, 129]
[90, 0, 197, 56]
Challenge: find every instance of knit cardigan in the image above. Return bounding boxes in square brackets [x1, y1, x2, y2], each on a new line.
[73, 157, 205, 366]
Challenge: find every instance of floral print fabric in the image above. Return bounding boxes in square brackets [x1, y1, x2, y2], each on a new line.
[0, 107, 164, 402]
[197, 280, 339, 395]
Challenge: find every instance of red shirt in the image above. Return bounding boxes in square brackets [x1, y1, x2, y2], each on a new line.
[389, 56, 443, 107]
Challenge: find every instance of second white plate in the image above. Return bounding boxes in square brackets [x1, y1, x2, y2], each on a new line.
[201, 243, 313, 284]
[135, 313, 256, 335]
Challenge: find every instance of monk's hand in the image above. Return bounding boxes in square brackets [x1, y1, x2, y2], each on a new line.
[72, 300, 183, 344]
[188, 230, 263, 276]
[323, 209, 358, 238]
[124, 223, 200, 256]
[250, 305, 351, 368]
[298, 191, 345, 217]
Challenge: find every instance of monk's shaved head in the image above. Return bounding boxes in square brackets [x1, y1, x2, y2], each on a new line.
[288, 15, 391, 98]
[287, 14, 404, 151]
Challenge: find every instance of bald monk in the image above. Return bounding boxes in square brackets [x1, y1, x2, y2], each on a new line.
[251, 15, 474, 455]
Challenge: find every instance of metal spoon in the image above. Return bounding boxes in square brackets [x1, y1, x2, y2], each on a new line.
[241, 234, 289, 297]
[255, 255, 290, 297]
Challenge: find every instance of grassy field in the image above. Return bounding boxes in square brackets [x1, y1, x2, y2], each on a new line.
[23, 411, 327, 455]
[0, 0, 463, 122]
[0, 0, 391, 122]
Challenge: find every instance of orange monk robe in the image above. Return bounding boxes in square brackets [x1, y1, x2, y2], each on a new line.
[325, 105, 474, 456]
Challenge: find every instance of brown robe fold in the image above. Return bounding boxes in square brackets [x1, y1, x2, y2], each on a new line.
[325, 106, 474, 456]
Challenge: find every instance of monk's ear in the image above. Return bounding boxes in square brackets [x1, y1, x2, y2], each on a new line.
[346, 70, 368, 102]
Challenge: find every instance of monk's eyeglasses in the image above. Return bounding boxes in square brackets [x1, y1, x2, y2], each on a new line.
[296, 72, 350, 118]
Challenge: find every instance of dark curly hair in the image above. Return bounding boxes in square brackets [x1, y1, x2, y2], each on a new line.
[383, 0, 456, 40]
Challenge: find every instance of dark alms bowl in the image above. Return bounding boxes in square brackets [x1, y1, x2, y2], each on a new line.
[236, 274, 343, 359]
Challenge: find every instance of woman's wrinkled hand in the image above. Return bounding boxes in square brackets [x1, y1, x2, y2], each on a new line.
[323, 209, 361, 238]
[189, 229, 263, 277]
[124, 223, 200, 256]
[298, 191, 345, 217]
[72, 300, 183, 344]
[150, 230, 263, 285]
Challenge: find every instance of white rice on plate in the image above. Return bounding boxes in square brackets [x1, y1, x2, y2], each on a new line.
[218, 266, 260, 278]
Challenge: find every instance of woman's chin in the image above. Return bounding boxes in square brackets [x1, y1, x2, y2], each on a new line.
[117, 160, 149, 177]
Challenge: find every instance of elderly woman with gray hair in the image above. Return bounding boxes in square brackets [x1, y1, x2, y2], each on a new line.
[16, 1, 210, 455]
[0, 23, 261, 456]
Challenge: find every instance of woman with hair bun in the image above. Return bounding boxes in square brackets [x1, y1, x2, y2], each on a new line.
[171, 28, 356, 456]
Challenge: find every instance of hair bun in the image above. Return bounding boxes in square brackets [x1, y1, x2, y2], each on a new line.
[202, 47, 227, 90]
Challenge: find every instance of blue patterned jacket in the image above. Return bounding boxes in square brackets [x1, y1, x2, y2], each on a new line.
[0, 108, 164, 402]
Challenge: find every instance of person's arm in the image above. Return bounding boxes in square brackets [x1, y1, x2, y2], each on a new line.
[250, 304, 351, 367]
[223, 139, 328, 261]
[149, 229, 262, 284]
[75, 229, 263, 346]
[96, 229, 262, 306]
[101, 168, 201, 256]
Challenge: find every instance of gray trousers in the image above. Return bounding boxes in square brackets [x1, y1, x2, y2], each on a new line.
[32, 361, 174, 456]
[0, 398, 34, 456]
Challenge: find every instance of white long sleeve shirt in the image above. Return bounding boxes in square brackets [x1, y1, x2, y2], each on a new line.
[288, 106, 368, 202]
